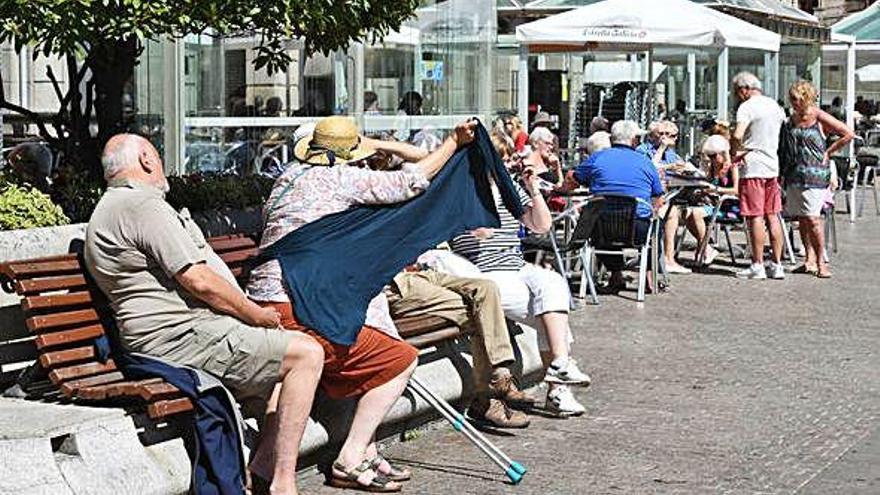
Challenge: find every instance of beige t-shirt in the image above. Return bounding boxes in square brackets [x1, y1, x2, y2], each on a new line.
[84, 180, 238, 352]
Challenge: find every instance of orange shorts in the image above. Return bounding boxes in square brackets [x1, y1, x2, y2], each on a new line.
[258, 301, 418, 399]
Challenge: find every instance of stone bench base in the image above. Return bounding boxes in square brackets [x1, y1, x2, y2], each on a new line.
[0, 324, 544, 495]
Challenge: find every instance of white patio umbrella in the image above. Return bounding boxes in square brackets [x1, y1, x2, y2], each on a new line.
[514, 0, 782, 124]
[857, 64, 880, 82]
[515, 0, 781, 52]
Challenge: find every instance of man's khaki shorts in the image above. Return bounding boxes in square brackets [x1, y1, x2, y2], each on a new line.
[141, 315, 294, 401]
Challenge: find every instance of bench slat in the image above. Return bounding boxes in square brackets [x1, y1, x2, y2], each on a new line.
[0, 253, 79, 276]
[26, 308, 100, 332]
[219, 248, 260, 265]
[48, 360, 117, 384]
[4, 259, 82, 278]
[148, 397, 194, 419]
[23, 291, 93, 311]
[59, 371, 126, 395]
[15, 275, 88, 295]
[38, 346, 96, 368]
[209, 236, 258, 253]
[76, 378, 165, 400]
[35, 325, 105, 349]
[139, 382, 183, 401]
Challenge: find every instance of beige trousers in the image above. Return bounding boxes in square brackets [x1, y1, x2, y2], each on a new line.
[386, 271, 515, 392]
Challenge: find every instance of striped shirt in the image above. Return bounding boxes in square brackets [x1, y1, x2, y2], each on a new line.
[450, 183, 533, 272]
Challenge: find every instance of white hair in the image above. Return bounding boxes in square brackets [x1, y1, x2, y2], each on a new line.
[529, 126, 554, 145]
[702, 134, 730, 155]
[610, 120, 643, 145]
[732, 71, 762, 91]
[100, 135, 141, 180]
[585, 131, 611, 155]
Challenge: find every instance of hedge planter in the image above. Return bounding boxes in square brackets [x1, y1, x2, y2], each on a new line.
[0, 207, 263, 265]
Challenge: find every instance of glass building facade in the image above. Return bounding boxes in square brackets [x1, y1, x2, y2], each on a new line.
[1, 0, 497, 174]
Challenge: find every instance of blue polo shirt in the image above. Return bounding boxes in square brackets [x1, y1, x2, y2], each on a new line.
[635, 141, 682, 165]
[573, 144, 664, 218]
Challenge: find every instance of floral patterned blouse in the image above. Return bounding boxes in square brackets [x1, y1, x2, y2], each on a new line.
[246, 162, 429, 335]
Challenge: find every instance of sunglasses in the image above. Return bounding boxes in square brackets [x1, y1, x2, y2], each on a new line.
[659, 132, 678, 138]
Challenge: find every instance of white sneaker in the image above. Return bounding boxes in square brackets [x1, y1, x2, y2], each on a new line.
[736, 263, 767, 280]
[702, 247, 720, 266]
[766, 262, 786, 280]
[546, 386, 586, 417]
[543, 358, 592, 386]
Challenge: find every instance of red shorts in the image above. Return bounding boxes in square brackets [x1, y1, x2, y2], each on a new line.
[739, 177, 782, 217]
[258, 301, 418, 399]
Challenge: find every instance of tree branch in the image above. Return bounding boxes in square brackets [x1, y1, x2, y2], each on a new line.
[0, 69, 57, 144]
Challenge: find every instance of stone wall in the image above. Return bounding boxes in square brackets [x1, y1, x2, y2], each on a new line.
[815, 0, 870, 26]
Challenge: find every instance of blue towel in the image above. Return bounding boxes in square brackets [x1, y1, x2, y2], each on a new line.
[96, 334, 246, 495]
[266, 124, 524, 345]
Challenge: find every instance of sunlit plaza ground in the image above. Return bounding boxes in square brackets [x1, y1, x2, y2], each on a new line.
[300, 213, 879, 494]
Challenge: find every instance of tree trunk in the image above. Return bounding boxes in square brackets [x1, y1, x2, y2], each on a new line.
[86, 36, 139, 174]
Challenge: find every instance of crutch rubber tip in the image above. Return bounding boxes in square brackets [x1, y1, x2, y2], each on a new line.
[506, 467, 524, 484]
[452, 414, 465, 431]
[510, 461, 527, 475]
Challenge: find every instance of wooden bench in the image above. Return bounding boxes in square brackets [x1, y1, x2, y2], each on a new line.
[0, 234, 467, 420]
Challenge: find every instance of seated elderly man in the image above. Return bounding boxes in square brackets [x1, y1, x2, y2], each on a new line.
[84, 134, 323, 495]
[388, 267, 533, 429]
[247, 116, 477, 492]
[637, 120, 693, 274]
[572, 120, 665, 292]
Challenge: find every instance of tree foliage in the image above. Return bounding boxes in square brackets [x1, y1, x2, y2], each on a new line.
[0, 0, 420, 174]
[0, 0, 420, 74]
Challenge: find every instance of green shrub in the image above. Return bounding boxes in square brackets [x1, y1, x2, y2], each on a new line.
[1, 170, 273, 229]
[166, 174, 274, 212]
[0, 180, 70, 230]
[52, 172, 106, 224]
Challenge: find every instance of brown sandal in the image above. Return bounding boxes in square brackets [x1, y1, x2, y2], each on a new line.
[817, 267, 833, 279]
[369, 456, 412, 482]
[329, 460, 401, 492]
[792, 264, 818, 275]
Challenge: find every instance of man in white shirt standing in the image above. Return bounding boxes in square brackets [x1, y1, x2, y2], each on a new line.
[731, 72, 787, 280]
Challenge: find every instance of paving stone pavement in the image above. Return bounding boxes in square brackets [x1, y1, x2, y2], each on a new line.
[298, 214, 880, 495]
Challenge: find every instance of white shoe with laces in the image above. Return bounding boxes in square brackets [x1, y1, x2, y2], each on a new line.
[543, 358, 592, 386]
[702, 247, 720, 266]
[766, 262, 785, 280]
[546, 385, 586, 417]
[736, 263, 767, 280]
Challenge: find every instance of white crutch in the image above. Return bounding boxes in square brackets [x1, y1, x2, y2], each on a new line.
[407, 376, 527, 484]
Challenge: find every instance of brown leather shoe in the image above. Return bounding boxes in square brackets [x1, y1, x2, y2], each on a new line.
[468, 397, 530, 429]
[489, 369, 536, 407]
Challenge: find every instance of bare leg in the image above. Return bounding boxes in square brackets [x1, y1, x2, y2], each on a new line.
[766, 213, 784, 264]
[250, 333, 324, 495]
[663, 205, 686, 269]
[797, 218, 817, 270]
[747, 216, 766, 264]
[540, 311, 570, 362]
[334, 359, 417, 487]
[805, 216, 829, 274]
[686, 208, 711, 260]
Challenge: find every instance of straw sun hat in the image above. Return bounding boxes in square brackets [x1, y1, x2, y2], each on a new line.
[293, 116, 376, 166]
